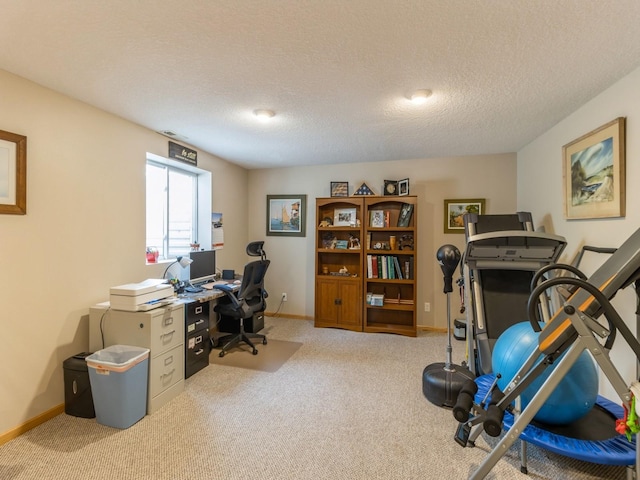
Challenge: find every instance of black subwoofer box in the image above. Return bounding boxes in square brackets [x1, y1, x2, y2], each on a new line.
[218, 312, 264, 333]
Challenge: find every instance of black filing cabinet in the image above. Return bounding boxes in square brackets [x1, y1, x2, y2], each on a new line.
[185, 300, 211, 378]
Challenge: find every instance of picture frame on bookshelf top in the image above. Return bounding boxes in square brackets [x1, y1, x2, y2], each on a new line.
[398, 178, 409, 196]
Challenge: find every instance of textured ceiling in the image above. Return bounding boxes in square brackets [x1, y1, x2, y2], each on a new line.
[2, 1, 640, 169]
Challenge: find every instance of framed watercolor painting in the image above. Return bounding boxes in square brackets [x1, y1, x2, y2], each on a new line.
[563, 117, 625, 220]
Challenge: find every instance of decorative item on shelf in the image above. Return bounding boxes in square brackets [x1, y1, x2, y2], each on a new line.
[349, 235, 361, 249]
[370, 209, 385, 228]
[353, 182, 376, 195]
[322, 266, 329, 275]
[370, 294, 384, 306]
[384, 180, 398, 196]
[397, 203, 414, 227]
[389, 235, 397, 250]
[323, 232, 337, 248]
[190, 241, 200, 251]
[146, 247, 159, 263]
[372, 241, 390, 250]
[319, 217, 333, 227]
[399, 234, 414, 250]
[334, 208, 357, 226]
[335, 239, 349, 249]
[398, 178, 409, 196]
[330, 181, 349, 197]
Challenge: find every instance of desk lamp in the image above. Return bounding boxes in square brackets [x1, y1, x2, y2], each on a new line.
[162, 256, 193, 280]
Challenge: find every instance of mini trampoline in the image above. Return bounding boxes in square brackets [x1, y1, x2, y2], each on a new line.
[475, 374, 636, 466]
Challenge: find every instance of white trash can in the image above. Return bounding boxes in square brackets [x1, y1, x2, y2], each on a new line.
[86, 345, 150, 429]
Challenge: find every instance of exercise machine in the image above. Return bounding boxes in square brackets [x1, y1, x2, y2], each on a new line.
[453, 227, 640, 479]
[462, 212, 567, 376]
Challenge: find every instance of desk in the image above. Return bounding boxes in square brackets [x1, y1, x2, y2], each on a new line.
[88, 282, 243, 408]
[177, 281, 243, 364]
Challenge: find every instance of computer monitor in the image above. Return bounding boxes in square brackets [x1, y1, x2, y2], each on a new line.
[189, 250, 216, 285]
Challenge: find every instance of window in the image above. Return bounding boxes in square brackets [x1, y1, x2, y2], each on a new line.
[146, 153, 212, 262]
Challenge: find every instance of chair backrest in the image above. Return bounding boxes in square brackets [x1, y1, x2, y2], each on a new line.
[237, 259, 270, 313]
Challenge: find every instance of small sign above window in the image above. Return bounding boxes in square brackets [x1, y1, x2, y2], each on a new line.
[168, 141, 198, 166]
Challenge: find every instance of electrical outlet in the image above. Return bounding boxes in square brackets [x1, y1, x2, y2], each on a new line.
[424, 302, 430, 312]
[282, 292, 288, 302]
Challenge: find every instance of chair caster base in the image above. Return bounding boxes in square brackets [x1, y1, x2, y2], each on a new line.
[252, 349, 258, 355]
[219, 351, 226, 358]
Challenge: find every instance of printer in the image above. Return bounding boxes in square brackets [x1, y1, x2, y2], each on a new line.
[109, 279, 174, 311]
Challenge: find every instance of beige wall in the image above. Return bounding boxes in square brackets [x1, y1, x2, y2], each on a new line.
[0, 70, 249, 435]
[247, 154, 518, 327]
[517, 65, 640, 399]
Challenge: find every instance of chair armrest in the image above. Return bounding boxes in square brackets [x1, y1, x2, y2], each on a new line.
[213, 284, 242, 308]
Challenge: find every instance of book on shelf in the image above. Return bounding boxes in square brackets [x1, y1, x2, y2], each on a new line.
[397, 203, 414, 227]
[393, 256, 403, 280]
[403, 257, 414, 279]
[367, 254, 410, 279]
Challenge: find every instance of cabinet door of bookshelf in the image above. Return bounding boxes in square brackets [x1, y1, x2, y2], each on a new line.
[315, 276, 362, 330]
[363, 196, 417, 337]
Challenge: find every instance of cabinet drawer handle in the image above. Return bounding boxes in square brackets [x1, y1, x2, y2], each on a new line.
[164, 316, 174, 326]
[164, 355, 174, 366]
[195, 306, 203, 315]
[195, 348, 204, 356]
[161, 329, 176, 339]
[161, 368, 175, 379]
[195, 319, 205, 326]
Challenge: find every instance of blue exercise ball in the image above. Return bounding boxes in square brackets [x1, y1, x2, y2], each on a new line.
[492, 321, 598, 425]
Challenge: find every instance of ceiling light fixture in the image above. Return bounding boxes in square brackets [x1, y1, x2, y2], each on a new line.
[254, 109, 275, 121]
[410, 89, 432, 104]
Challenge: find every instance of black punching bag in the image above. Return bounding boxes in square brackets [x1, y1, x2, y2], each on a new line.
[423, 244, 474, 407]
[437, 244, 460, 294]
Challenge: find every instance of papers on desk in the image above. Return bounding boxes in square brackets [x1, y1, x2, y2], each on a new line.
[201, 280, 229, 290]
[201, 280, 241, 290]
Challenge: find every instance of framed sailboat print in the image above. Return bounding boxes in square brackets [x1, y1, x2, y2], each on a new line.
[266, 194, 307, 237]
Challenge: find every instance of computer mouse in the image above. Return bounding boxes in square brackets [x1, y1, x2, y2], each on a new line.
[233, 280, 241, 284]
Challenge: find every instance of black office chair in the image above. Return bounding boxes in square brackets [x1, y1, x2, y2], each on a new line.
[213, 241, 270, 357]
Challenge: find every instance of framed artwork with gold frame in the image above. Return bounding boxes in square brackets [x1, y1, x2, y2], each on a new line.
[0, 129, 27, 215]
[563, 117, 625, 220]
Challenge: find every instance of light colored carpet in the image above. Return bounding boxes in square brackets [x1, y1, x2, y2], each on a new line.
[210, 337, 303, 372]
[0, 317, 630, 480]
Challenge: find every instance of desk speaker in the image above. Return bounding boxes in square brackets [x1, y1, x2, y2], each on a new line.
[222, 269, 235, 280]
